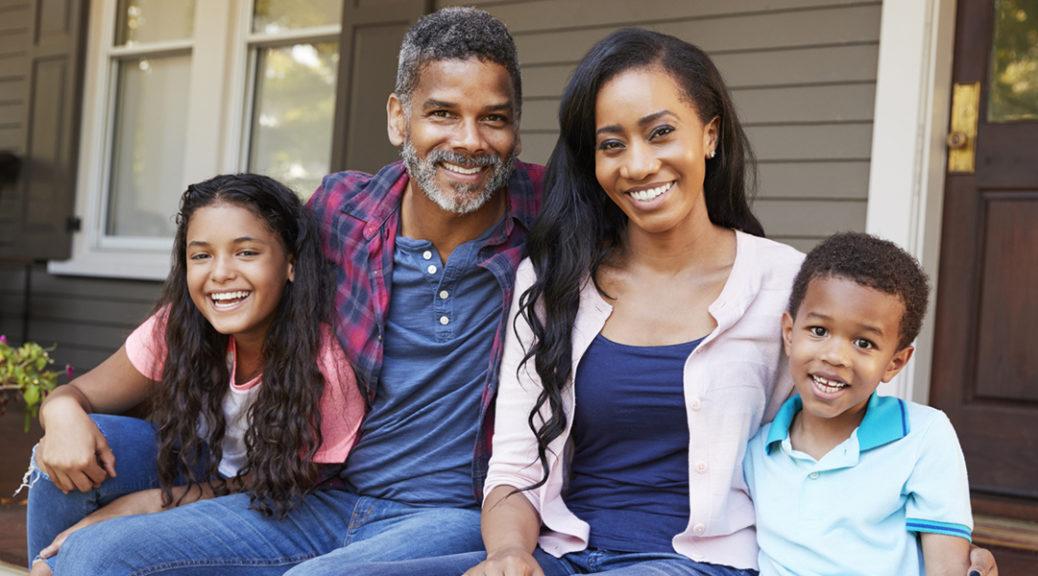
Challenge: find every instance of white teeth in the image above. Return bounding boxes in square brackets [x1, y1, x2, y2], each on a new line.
[441, 162, 481, 175]
[812, 374, 848, 393]
[210, 291, 250, 302]
[629, 182, 673, 202]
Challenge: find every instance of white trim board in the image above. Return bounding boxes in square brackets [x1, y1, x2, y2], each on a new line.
[866, 0, 957, 404]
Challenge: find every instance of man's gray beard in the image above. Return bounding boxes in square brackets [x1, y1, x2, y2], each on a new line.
[400, 138, 516, 215]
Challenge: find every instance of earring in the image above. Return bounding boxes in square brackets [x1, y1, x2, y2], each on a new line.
[708, 149, 716, 159]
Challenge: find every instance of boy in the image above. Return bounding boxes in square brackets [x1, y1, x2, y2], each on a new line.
[744, 232, 973, 576]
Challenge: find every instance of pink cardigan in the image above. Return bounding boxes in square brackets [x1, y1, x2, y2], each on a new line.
[485, 231, 804, 570]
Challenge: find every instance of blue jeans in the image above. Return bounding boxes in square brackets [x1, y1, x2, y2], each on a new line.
[26, 414, 163, 569]
[339, 547, 759, 575]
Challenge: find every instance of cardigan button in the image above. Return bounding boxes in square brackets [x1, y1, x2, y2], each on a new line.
[692, 523, 706, 536]
[689, 397, 702, 411]
[695, 462, 708, 474]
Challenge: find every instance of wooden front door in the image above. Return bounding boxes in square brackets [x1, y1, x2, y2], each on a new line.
[931, 0, 1038, 531]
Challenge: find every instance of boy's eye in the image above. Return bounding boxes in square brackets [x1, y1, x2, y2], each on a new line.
[808, 326, 827, 337]
[853, 338, 875, 350]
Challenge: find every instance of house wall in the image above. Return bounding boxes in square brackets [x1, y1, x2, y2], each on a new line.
[2, 0, 883, 374]
[441, 0, 881, 252]
[0, 0, 31, 249]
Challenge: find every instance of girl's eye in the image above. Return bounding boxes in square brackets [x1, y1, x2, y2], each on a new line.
[808, 326, 827, 337]
[189, 253, 209, 261]
[854, 338, 875, 350]
[237, 249, 259, 257]
[650, 125, 675, 139]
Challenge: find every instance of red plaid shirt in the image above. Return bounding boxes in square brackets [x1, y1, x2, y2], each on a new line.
[307, 159, 544, 499]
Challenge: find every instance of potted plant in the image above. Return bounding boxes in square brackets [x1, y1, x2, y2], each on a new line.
[0, 335, 69, 431]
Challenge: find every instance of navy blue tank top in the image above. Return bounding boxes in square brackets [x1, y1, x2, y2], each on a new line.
[566, 333, 702, 553]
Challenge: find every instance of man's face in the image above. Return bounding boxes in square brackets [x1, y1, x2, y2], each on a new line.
[389, 58, 519, 215]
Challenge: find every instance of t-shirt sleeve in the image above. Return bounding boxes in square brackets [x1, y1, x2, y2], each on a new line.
[124, 311, 168, 381]
[311, 324, 366, 463]
[904, 411, 973, 542]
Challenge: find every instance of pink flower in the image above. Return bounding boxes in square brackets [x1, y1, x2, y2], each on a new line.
[65, 364, 74, 379]
[0, 334, 7, 345]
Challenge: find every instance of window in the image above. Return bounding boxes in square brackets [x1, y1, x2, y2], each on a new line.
[51, 0, 343, 279]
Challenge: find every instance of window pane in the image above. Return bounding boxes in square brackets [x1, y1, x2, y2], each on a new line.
[252, 0, 342, 33]
[248, 43, 338, 197]
[988, 0, 1038, 122]
[107, 56, 190, 238]
[115, 0, 195, 46]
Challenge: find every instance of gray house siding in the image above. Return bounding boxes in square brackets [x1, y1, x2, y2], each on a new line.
[0, 0, 31, 249]
[442, 0, 880, 252]
[2, 0, 881, 375]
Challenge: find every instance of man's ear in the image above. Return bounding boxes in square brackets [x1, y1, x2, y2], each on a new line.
[387, 93, 406, 147]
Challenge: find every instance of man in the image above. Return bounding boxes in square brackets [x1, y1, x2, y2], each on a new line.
[48, 8, 542, 575]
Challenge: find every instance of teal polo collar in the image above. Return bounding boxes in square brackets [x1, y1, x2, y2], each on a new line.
[766, 392, 910, 453]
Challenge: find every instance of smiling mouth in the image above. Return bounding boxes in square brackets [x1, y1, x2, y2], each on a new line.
[209, 290, 251, 310]
[627, 181, 674, 202]
[811, 374, 849, 394]
[439, 161, 484, 176]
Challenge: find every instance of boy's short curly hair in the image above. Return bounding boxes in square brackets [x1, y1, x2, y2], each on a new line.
[395, 7, 522, 115]
[788, 232, 930, 349]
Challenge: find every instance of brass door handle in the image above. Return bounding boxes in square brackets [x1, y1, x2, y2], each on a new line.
[948, 83, 980, 173]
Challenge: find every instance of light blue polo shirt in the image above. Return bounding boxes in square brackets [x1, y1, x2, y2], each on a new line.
[744, 393, 972, 576]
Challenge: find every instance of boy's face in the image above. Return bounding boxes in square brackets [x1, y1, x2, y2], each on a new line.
[782, 275, 914, 424]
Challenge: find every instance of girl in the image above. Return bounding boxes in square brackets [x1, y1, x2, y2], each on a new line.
[26, 174, 365, 574]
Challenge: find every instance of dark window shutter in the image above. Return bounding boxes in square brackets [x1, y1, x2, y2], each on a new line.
[330, 0, 431, 175]
[0, 0, 87, 262]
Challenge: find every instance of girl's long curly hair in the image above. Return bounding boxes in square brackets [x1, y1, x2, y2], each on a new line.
[517, 29, 764, 490]
[151, 173, 330, 517]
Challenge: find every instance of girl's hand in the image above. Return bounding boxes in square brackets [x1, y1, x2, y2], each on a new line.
[462, 548, 544, 576]
[37, 397, 116, 493]
[36, 488, 162, 560]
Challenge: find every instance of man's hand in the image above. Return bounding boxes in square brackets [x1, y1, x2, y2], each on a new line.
[462, 547, 543, 576]
[37, 488, 162, 560]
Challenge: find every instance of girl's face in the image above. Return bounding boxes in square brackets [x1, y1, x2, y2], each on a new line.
[593, 67, 718, 236]
[185, 202, 294, 345]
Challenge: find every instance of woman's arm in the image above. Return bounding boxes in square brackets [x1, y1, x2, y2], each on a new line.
[462, 485, 544, 576]
[37, 345, 154, 493]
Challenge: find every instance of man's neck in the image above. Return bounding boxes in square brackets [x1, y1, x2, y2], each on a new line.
[399, 183, 506, 262]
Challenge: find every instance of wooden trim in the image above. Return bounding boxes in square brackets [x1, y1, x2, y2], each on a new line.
[973, 494, 1038, 524]
[973, 514, 1038, 553]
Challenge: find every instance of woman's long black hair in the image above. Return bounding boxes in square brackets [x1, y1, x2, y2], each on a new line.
[517, 29, 764, 489]
[152, 173, 330, 517]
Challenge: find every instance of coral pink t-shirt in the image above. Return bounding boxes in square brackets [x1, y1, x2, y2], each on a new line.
[125, 313, 364, 476]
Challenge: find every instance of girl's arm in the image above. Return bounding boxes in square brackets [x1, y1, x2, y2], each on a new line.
[37, 345, 154, 493]
[462, 485, 544, 576]
[921, 533, 970, 575]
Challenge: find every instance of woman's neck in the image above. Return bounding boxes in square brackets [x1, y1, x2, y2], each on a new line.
[621, 211, 734, 275]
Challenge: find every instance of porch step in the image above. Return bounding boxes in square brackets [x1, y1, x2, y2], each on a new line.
[0, 561, 26, 575]
[974, 514, 1038, 553]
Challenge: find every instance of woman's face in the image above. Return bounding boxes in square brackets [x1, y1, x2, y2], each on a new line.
[593, 67, 718, 236]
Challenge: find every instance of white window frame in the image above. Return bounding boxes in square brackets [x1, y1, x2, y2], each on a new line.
[51, 0, 341, 280]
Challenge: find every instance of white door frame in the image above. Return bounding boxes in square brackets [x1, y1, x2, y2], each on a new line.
[866, 0, 958, 403]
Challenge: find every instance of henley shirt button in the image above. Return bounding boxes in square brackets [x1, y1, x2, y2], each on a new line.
[439, 290, 450, 300]
[427, 264, 437, 275]
[422, 250, 432, 260]
[809, 471, 820, 480]
[695, 462, 708, 474]
[439, 315, 450, 325]
[689, 398, 702, 411]
[692, 523, 706, 536]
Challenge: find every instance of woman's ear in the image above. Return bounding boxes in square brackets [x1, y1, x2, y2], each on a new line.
[287, 260, 295, 283]
[704, 116, 720, 158]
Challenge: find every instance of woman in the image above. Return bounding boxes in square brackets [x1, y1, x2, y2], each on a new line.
[335, 28, 998, 576]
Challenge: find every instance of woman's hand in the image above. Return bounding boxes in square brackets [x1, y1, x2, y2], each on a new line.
[463, 547, 543, 576]
[37, 396, 116, 493]
[36, 488, 163, 560]
[968, 544, 998, 576]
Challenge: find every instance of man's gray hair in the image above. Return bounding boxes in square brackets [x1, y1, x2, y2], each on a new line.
[395, 7, 522, 115]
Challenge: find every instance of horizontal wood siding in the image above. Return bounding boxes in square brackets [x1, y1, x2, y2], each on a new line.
[439, 0, 880, 250]
[0, 0, 30, 248]
[1, 263, 161, 375]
